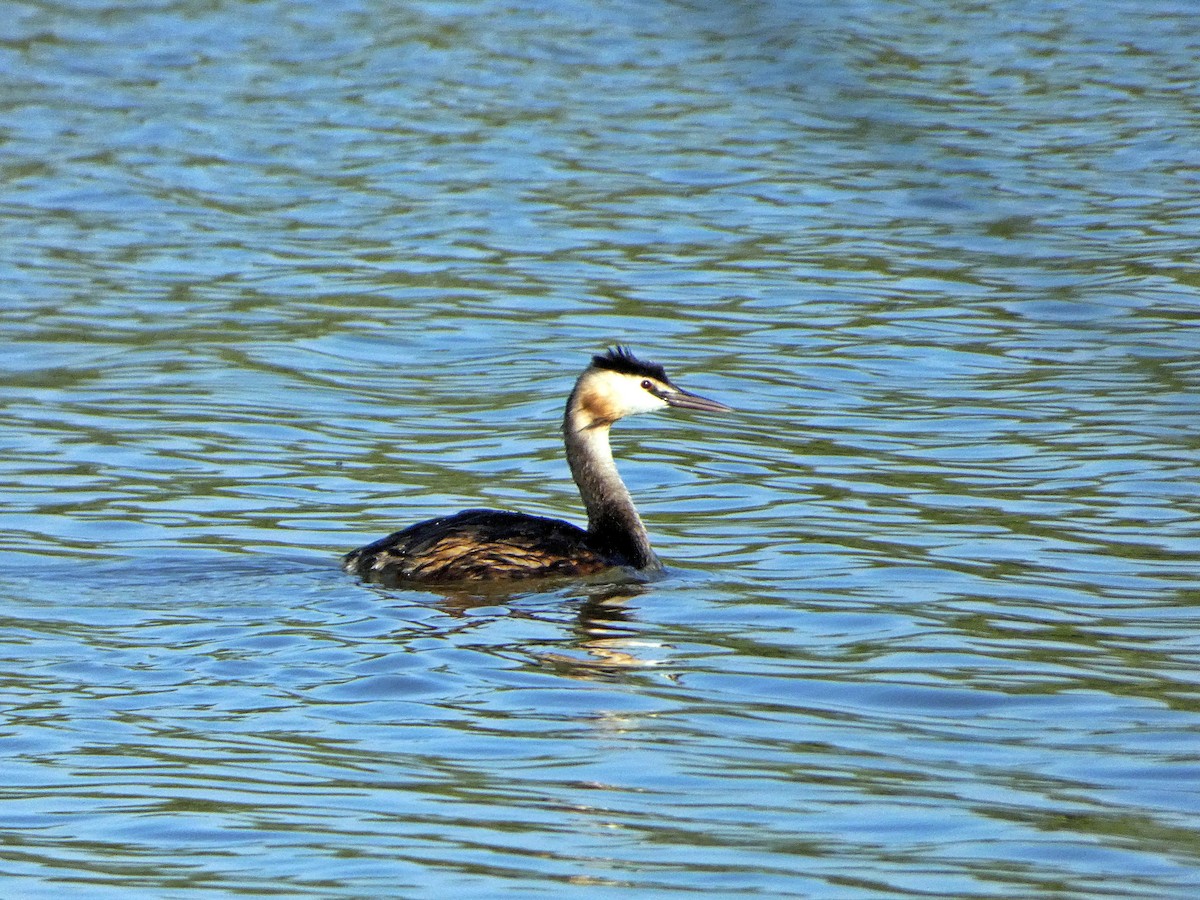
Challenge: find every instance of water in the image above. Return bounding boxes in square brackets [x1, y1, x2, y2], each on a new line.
[3, 0, 1199, 896]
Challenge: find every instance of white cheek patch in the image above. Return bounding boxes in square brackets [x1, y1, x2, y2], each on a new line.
[584, 370, 671, 420]
[634, 386, 669, 413]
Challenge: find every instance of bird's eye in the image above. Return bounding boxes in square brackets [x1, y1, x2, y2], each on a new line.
[640, 380, 654, 390]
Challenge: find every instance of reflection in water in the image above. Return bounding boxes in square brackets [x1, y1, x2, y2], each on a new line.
[544, 585, 670, 677]
[415, 577, 665, 675]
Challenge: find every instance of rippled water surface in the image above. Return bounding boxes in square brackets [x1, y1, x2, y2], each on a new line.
[3, 1, 1199, 896]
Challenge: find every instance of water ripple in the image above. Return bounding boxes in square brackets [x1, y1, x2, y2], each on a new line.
[2, 0, 1199, 896]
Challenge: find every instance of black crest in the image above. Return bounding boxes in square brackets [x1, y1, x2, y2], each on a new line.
[592, 346, 669, 383]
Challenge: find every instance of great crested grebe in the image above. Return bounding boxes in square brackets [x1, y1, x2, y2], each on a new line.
[343, 347, 731, 584]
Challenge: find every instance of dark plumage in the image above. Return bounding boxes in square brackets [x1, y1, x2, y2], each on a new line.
[592, 345, 669, 382]
[343, 348, 730, 585]
[343, 510, 611, 584]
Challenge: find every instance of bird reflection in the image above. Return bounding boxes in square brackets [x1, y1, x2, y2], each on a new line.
[374, 578, 668, 678]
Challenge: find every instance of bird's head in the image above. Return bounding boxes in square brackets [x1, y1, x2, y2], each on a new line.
[568, 346, 731, 430]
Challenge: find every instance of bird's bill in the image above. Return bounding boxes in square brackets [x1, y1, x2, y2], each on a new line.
[661, 387, 733, 413]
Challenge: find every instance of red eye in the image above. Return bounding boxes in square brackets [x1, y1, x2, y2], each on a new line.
[641, 380, 653, 390]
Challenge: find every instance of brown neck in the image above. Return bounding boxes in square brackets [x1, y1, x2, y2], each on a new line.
[562, 391, 660, 570]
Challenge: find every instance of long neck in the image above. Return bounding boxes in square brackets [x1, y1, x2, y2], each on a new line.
[562, 401, 660, 570]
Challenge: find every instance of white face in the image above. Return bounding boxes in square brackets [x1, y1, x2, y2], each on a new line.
[578, 368, 670, 423]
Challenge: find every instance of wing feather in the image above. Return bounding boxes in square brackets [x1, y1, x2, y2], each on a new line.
[343, 509, 613, 584]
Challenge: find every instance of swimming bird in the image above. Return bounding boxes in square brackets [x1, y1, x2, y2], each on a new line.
[343, 347, 731, 584]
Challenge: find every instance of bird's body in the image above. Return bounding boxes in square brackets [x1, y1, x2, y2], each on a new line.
[342, 509, 611, 583]
[343, 347, 729, 585]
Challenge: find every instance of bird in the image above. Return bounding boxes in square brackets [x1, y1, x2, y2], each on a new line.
[342, 347, 731, 584]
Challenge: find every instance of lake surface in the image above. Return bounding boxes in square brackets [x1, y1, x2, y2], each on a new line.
[3, 0, 1199, 896]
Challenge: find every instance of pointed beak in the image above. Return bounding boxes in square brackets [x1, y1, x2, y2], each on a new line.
[660, 386, 733, 413]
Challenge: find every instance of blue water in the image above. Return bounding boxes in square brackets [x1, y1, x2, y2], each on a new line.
[2, 1, 1199, 896]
